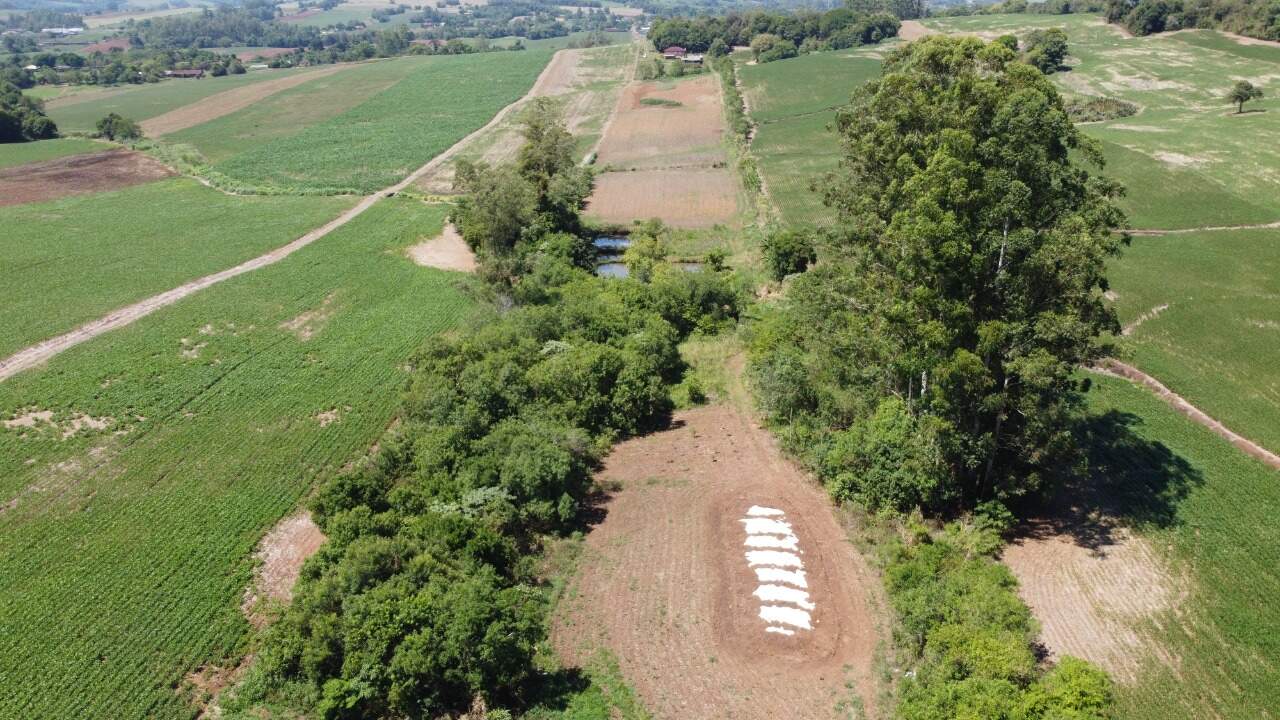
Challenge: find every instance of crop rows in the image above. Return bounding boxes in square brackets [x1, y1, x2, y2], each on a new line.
[0, 199, 472, 718]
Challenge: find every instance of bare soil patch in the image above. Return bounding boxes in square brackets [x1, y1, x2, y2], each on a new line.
[587, 168, 738, 228]
[140, 64, 347, 137]
[0, 149, 174, 207]
[897, 20, 935, 41]
[279, 293, 337, 341]
[235, 47, 296, 61]
[405, 223, 477, 272]
[594, 74, 726, 170]
[83, 36, 131, 53]
[241, 511, 326, 626]
[552, 405, 883, 719]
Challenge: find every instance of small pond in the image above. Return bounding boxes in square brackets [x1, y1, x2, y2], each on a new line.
[592, 236, 703, 278]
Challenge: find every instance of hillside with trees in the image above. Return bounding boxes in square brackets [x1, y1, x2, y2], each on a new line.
[1106, 0, 1280, 39]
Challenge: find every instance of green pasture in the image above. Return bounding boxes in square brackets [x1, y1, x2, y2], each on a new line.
[1082, 375, 1280, 719]
[923, 14, 1280, 230]
[207, 50, 553, 193]
[0, 197, 474, 719]
[45, 68, 315, 134]
[0, 179, 351, 358]
[739, 49, 883, 225]
[0, 137, 103, 168]
[1108, 227, 1280, 455]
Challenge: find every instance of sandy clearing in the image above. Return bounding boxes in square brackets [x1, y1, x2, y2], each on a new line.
[241, 511, 326, 625]
[587, 168, 739, 228]
[1003, 519, 1183, 682]
[0, 149, 174, 207]
[552, 405, 883, 719]
[1093, 359, 1280, 470]
[0, 50, 572, 384]
[140, 64, 348, 137]
[405, 223, 476, 272]
[897, 20, 936, 41]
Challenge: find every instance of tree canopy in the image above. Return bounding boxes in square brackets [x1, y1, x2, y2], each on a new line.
[1226, 79, 1263, 113]
[751, 35, 1127, 511]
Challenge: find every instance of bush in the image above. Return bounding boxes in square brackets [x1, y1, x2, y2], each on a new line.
[824, 397, 949, 512]
[95, 112, 142, 142]
[761, 228, 816, 280]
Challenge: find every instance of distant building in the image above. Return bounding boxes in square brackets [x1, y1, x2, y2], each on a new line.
[41, 27, 84, 36]
[662, 46, 686, 59]
[23, 64, 39, 71]
[683, 53, 704, 64]
[166, 68, 206, 78]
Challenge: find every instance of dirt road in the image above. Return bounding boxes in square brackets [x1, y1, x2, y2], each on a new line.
[0, 50, 571, 384]
[553, 405, 883, 719]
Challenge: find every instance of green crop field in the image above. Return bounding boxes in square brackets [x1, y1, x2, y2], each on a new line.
[0, 137, 103, 168]
[45, 68, 318, 134]
[166, 56, 429, 165]
[205, 50, 554, 193]
[0, 198, 474, 719]
[739, 50, 883, 226]
[0, 179, 351, 359]
[1108, 227, 1280, 455]
[1083, 375, 1280, 719]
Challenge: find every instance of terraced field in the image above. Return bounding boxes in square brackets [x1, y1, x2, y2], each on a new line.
[0, 199, 474, 718]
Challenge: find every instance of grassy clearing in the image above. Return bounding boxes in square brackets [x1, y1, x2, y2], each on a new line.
[1082, 375, 1280, 719]
[0, 179, 352, 358]
[0, 137, 104, 168]
[1107, 227, 1280, 454]
[739, 50, 883, 226]
[45, 69, 316, 134]
[208, 50, 553, 193]
[0, 197, 474, 719]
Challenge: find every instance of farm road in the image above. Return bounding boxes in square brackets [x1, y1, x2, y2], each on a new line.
[0, 50, 570, 383]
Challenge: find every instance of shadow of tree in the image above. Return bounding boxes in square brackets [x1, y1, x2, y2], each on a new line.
[519, 666, 593, 716]
[1015, 409, 1204, 555]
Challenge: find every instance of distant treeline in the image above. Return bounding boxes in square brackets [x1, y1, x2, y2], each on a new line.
[0, 8, 85, 31]
[1105, 0, 1280, 39]
[648, 5, 902, 58]
[411, 0, 626, 41]
[930, 0, 1105, 17]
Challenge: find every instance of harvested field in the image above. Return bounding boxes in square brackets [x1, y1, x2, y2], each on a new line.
[0, 149, 173, 207]
[587, 168, 738, 228]
[140, 64, 347, 137]
[552, 405, 882, 719]
[595, 74, 726, 170]
[587, 73, 741, 227]
[1003, 518, 1183, 683]
[83, 36, 131, 53]
[405, 224, 476, 272]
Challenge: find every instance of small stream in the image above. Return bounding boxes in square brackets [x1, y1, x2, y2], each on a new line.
[593, 236, 703, 278]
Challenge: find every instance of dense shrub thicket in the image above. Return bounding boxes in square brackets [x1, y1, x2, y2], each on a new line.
[1106, 0, 1280, 39]
[882, 513, 1115, 719]
[0, 79, 57, 142]
[235, 99, 743, 720]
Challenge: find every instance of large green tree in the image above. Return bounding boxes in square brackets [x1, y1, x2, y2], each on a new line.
[756, 36, 1127, 509]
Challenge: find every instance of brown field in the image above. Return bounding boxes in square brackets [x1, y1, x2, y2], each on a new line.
[140, 64, 348, 137]
[83, 36, 132, 53]
[587, 167, 739, 228]
[595, 74, 727, 170]
[0, 149, 174, 207]
[587, 73, 741, 227]
[235, 47, 297, 62]
[553, 405, 883, 719]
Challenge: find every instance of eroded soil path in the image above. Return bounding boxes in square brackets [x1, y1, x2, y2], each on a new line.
[552, 405, 883, 719]
[0, 50, 570, 384]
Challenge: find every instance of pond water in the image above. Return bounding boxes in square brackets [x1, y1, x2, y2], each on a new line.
[592, 236, 703, 278]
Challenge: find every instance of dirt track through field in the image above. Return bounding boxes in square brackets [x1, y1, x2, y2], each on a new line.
[553, 405, 882, 719]
[1094, 359, 1280, 470]
[0, 149, 174, 206]
[140, 65, 348, 137]
[0, 51, 570, 384]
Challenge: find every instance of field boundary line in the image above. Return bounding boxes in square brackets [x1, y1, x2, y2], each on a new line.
[581, 32, 643, 165]
[1129, 219, 1280, 235]
[1091, 359, 1280, 471]
[0, 50, 571, 384]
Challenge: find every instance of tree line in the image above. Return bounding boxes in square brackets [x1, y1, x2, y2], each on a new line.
[648, 4, 902, 62]
[1106, 0, 1280, 39]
